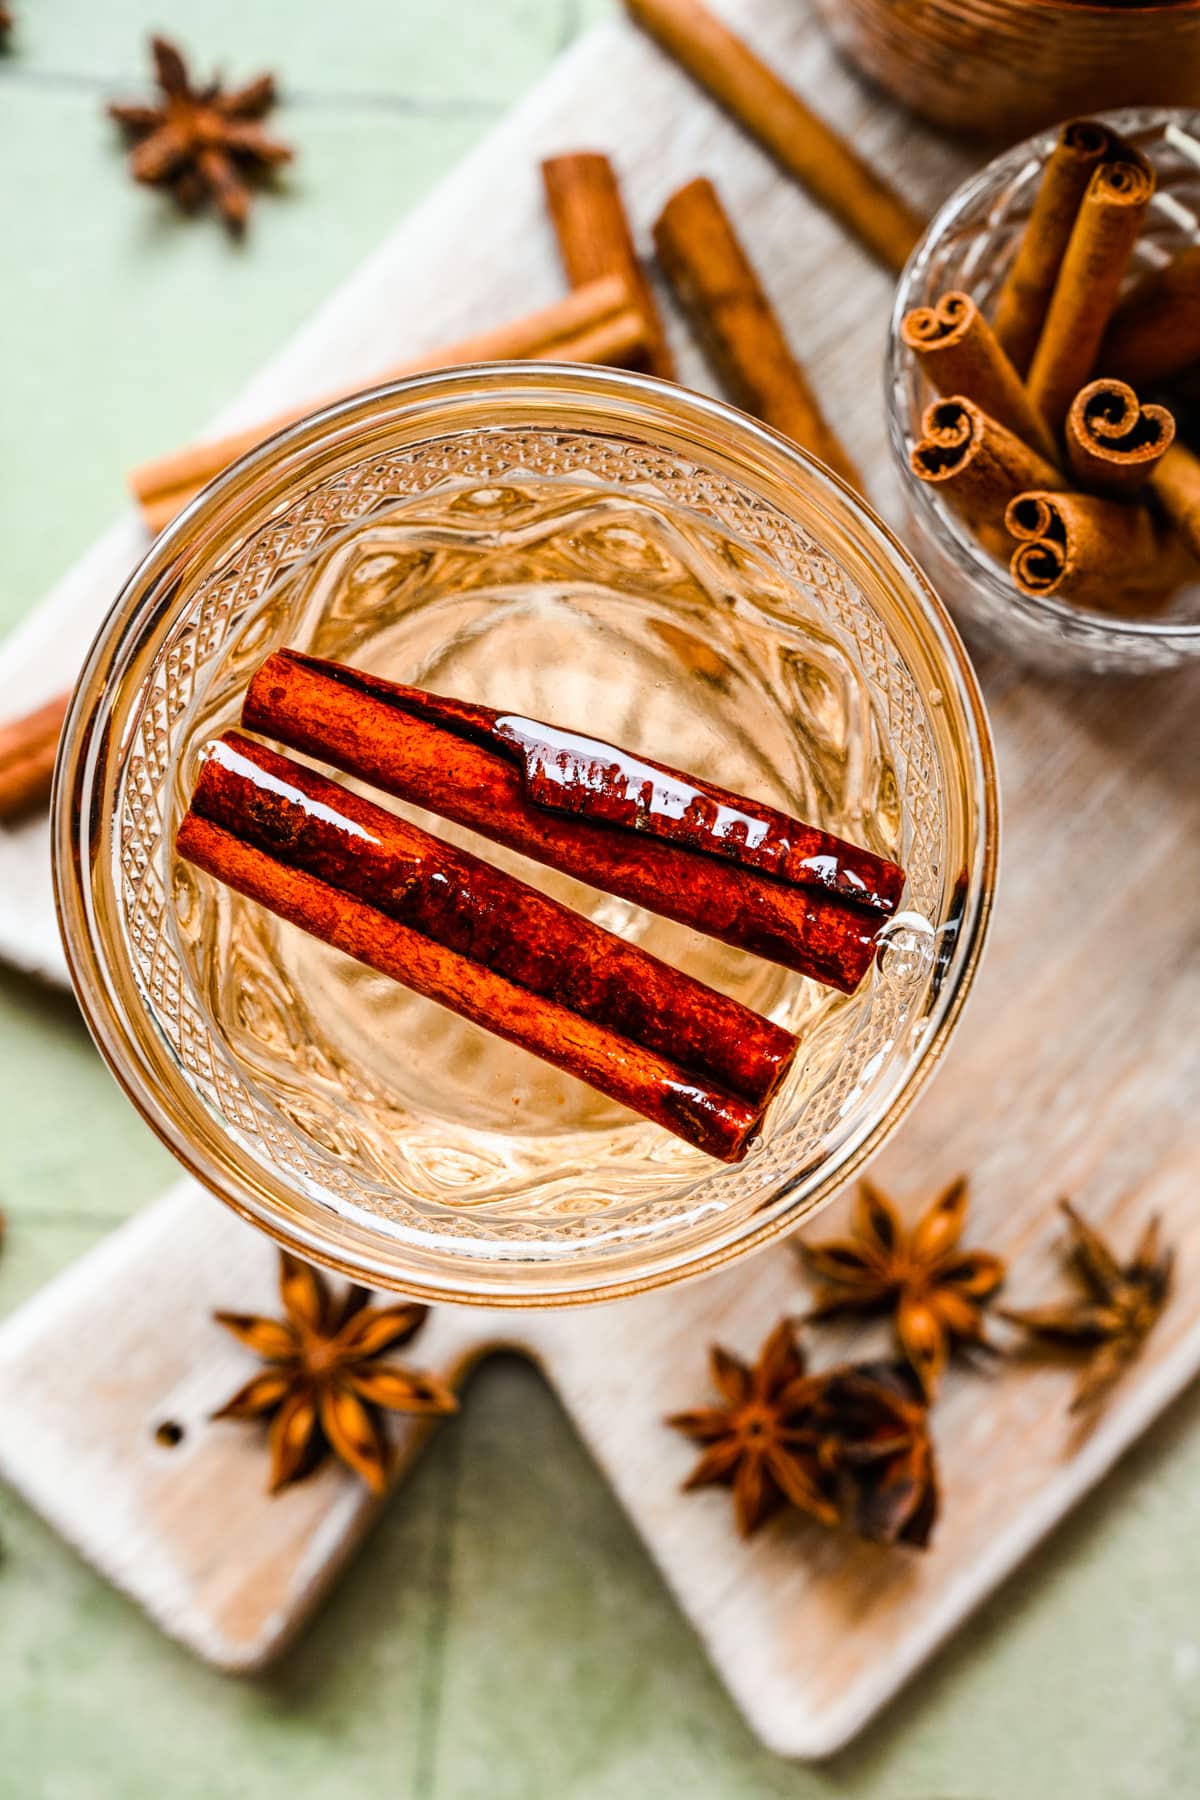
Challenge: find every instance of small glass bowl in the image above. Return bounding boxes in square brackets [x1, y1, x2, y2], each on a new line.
[889, 107, 1200, 676]
[54, 365, 996, 1306]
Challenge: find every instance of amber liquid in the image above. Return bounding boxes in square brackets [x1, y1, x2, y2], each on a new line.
[173, 481, 916, 1217]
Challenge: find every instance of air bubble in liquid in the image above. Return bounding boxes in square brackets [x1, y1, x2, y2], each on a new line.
[874, 912, 937, 986]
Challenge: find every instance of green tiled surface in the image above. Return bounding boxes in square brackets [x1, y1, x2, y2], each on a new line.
[2, 5, 1198, 1794]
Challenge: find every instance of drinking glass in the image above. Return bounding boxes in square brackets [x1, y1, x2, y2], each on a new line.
[55, 365, 996, 1304]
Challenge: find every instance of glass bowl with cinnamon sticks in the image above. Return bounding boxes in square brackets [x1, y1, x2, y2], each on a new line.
[54, 365, 995, 1305]
[889, 108, 1200, 675]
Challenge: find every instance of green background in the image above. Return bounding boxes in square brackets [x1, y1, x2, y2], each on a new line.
[2, 4, 1199, 1793]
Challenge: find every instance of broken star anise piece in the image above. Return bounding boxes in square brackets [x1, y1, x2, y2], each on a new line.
[799, 1176, 1005, 1399]
[108, 35, 293, 232]
[667, 1320, 839, 1537]
[213, 1250, 457, 1494]
[1000, 1200, 1173, 1416]
[808, 1361, 940, 1549]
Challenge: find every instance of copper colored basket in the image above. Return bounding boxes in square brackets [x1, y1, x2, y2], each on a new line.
[811, 0, 1200, 142]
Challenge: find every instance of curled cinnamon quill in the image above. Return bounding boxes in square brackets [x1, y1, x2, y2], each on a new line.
[900, 293, 1058, 466]
[992, 119, 1126, 375]
[910, 395, 1065, 550]
[1027, 153, 1156, 432]
[1064, 379, 1175, 494]
[1005, 489, 1176, 615]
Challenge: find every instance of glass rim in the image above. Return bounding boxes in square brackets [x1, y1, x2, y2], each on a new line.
[889, 105, 1200, 649]
[52, 362, 999, 1306]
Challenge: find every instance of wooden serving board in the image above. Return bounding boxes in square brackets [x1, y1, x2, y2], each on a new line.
[0, 0, 1198, 1761]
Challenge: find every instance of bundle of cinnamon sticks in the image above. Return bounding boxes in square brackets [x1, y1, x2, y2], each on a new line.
[905, 117, 1200, 617]
[176, 651, 905, 1161]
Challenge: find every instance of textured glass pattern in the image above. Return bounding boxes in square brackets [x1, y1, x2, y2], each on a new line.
[58, 370, 994, 1301]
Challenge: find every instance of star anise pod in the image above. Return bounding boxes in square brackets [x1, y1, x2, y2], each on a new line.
[667, 1320, 840, 1537]
[1000, 1201, 1173, 1415]
[0, 8, 13, 39]
[798, 1176, 1005, 1398]
[108, 36, 293, 233]
[806, 1361, 940, 1548]
[213, 1251, 457, 1494]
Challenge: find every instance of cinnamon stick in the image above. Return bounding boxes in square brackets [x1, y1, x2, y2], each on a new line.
[194, 731, 796, 1111]
[1150, 441, 1200, 564]
[653, 176, 861, 490]
[909, 396, 1066, 552]
[130, 274, 647, 529]
[1064, 379, 1175, 494]
[1005, 489, 1176, 614]
[178, 812, 762, 1162]
[1006, 529, 1067, 601]
[1027, 154, 1155, 432]
[243, 651, 904, 992]
[542, 152, 675, 381]
[900, 293, 1059, 467]
[1098, 247, 1200, 390]
[992, 119, 1124, 376]
[624, 0, 923, 273]
[0, 691, 69, 822]
[139, 296, 645, 535]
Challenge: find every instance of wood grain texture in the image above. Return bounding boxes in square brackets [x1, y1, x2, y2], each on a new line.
[0, 0, 1197, 1765]
[0, 1189, 489, 1669]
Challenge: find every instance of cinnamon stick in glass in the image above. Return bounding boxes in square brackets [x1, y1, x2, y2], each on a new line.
[178, 810, 764, 1164]
[909, 396, 1065, 552]
[653, 176, 861, 490]
[1098, 247, 1200, 390]
[1005, 489, 1176, 614]
[130, 274, 647, 530]
[242, 651, 904, 992]
[542, 153, 675, 381]
[0, 691, 69, 822]
[992, 119, 1123, 376]
[900, 293, 1059, 467]
[624, 0, 922, 273]
[190, 731, 796, 1115]
[1026, 154, 1155, 433]
[1064, 379, 1175, 494]
[1150, 441, 1200, 564]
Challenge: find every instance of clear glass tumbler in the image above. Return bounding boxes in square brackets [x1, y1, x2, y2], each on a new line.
[54, 365, 996, 1305]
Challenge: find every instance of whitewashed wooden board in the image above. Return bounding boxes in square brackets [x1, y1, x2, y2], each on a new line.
[1, 0, 1198, 1762]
